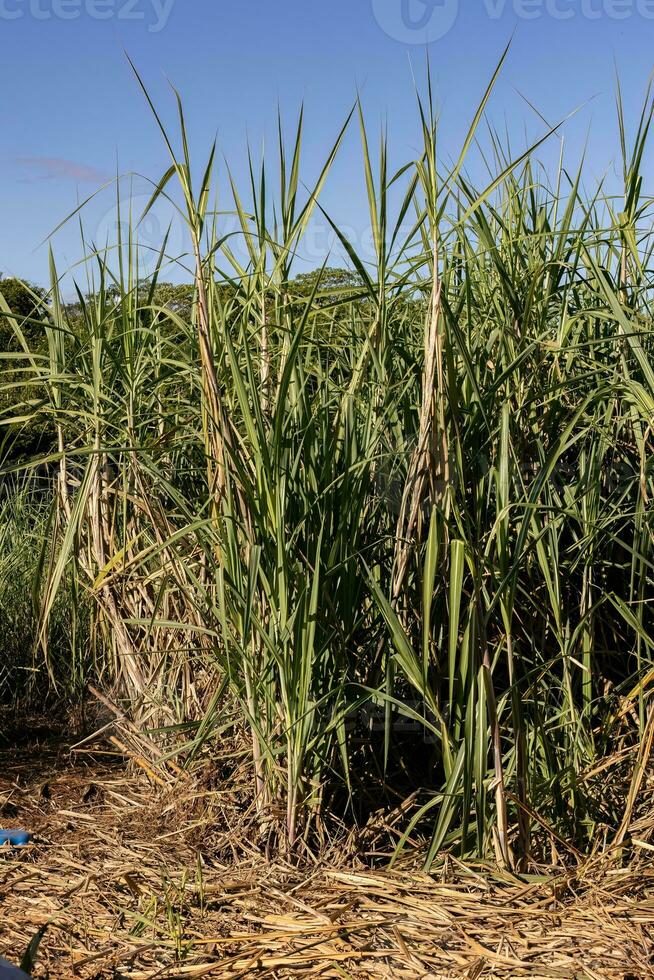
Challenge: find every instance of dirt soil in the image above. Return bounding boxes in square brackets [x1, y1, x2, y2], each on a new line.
[1, 735, 653, 979]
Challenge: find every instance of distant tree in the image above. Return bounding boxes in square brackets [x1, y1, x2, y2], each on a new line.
[0, 277, 48, 351]
[285, 268, 371, 346]
[152, 282, 196, 319]
[291, 267, 364, 305]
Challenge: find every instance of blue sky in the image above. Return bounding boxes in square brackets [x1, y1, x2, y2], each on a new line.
[2, 0, 654, 286]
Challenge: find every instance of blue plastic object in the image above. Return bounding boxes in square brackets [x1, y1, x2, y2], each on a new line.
[0, 958, 30, 978]
[0, 830, 31, 847]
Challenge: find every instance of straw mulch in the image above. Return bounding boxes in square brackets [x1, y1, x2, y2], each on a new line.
[1, 738, 653, 979]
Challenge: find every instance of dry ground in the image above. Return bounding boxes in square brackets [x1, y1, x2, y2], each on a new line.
[1, 736, 653, 979]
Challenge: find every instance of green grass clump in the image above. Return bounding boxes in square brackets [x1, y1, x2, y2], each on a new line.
[2, 51, 654, 868]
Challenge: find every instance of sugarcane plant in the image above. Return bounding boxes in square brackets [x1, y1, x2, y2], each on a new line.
[1, 51, 653, 867]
